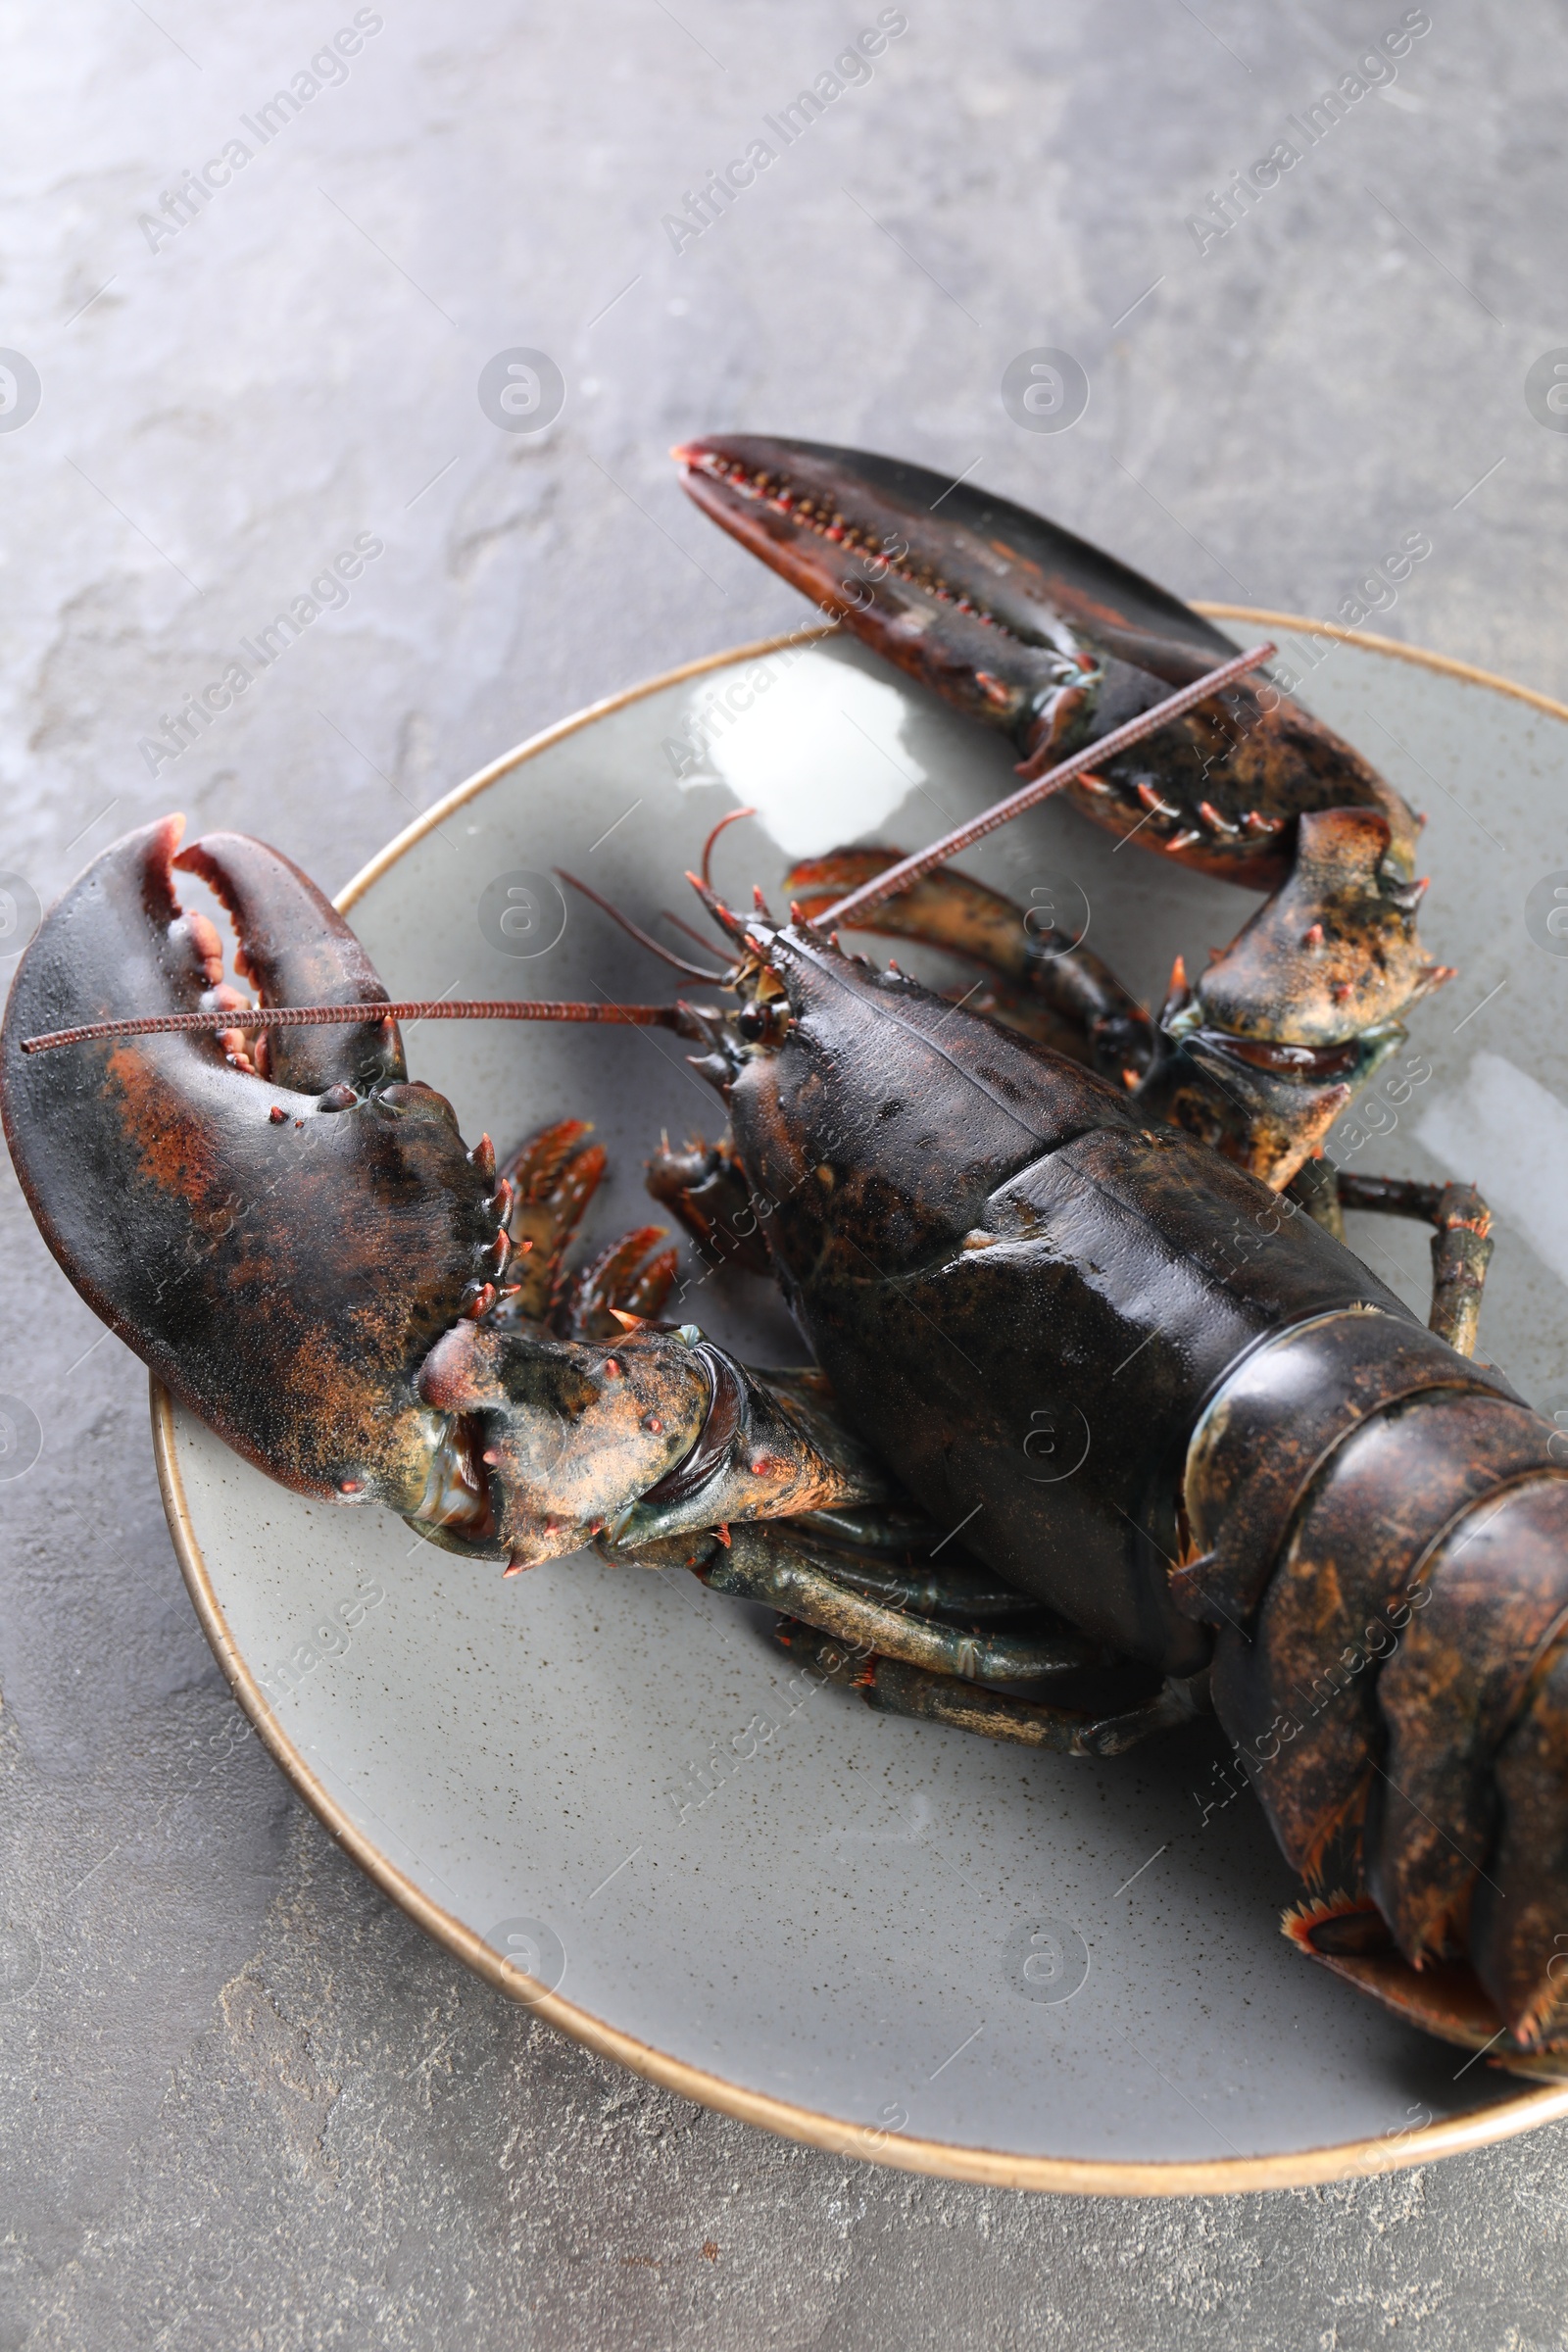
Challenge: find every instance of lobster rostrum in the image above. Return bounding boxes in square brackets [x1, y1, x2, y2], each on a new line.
[5, 447, 1567, 2086]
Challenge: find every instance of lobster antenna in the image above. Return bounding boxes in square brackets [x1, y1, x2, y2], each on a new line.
[701, 804, 758, 890]
[556, 867, 733, 982]
[660, 906, 731, 956]
[820, 642, 1276, 929]
[21, 999, 699, 1054]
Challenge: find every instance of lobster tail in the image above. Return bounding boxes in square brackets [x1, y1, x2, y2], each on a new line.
[1183, 1310, 1568, 2059]
[1371, 1478, 1568, 2047]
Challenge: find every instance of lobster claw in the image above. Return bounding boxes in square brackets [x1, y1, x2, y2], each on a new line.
[1191, 808, 1451, 1049]
[0, 818, 505, 1519]
[674, 434, 1419, 888]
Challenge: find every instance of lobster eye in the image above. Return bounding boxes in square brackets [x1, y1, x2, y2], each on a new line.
[737, 1003, 771, 1042]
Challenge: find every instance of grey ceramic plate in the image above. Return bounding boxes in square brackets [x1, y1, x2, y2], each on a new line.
[156, 614, 1568, 2192]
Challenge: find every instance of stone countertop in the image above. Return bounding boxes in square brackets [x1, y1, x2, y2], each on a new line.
[4, 2, 1567, 2344]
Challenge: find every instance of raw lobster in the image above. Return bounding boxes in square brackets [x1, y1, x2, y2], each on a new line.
[4, 442, 1564, 2084]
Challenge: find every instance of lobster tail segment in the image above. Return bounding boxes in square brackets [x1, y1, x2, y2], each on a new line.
[1279, 1892, 1525, 2067]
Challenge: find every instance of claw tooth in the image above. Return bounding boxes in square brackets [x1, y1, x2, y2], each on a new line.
[182, 909, 227, 986]
[1136, 781, 1183, 820]
[472, 1133, 497, 1182]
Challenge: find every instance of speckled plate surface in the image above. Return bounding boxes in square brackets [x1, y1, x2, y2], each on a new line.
[155, 617, 1568, 2192]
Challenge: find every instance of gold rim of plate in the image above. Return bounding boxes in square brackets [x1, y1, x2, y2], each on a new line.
[152, 616, 1568, 2194]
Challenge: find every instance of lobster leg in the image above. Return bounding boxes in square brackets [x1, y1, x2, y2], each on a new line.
[1290, 1167, 1495, 1357]
[792, 1508, 1080, 1621]
[644, 1132, 772, 1275]
[493, 1118, 608, 1324]
[557, 1226, 678, 1342]
[490, 1118, 680, 1342]
[1338, 1175, 1494, 1359]
[692, 1523, 1103, 1688]
[775, 1622, 1205, 1759]
[615, 1514, 1203, 1759]
[613, 1519, 1200, 1755]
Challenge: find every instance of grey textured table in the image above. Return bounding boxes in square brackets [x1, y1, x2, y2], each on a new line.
[5, 3, 1568, 2343]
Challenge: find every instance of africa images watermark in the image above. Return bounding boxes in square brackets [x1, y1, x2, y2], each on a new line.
[1183, 8, 1432, 257]
[661, 9, 909, 255]
[1264, 524, 1434, 710]
[137, 532, 384, 774]
[137, 9, 385, 254]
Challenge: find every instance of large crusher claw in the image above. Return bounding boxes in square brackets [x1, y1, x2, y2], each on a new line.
[0, 817, 505, 1517]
